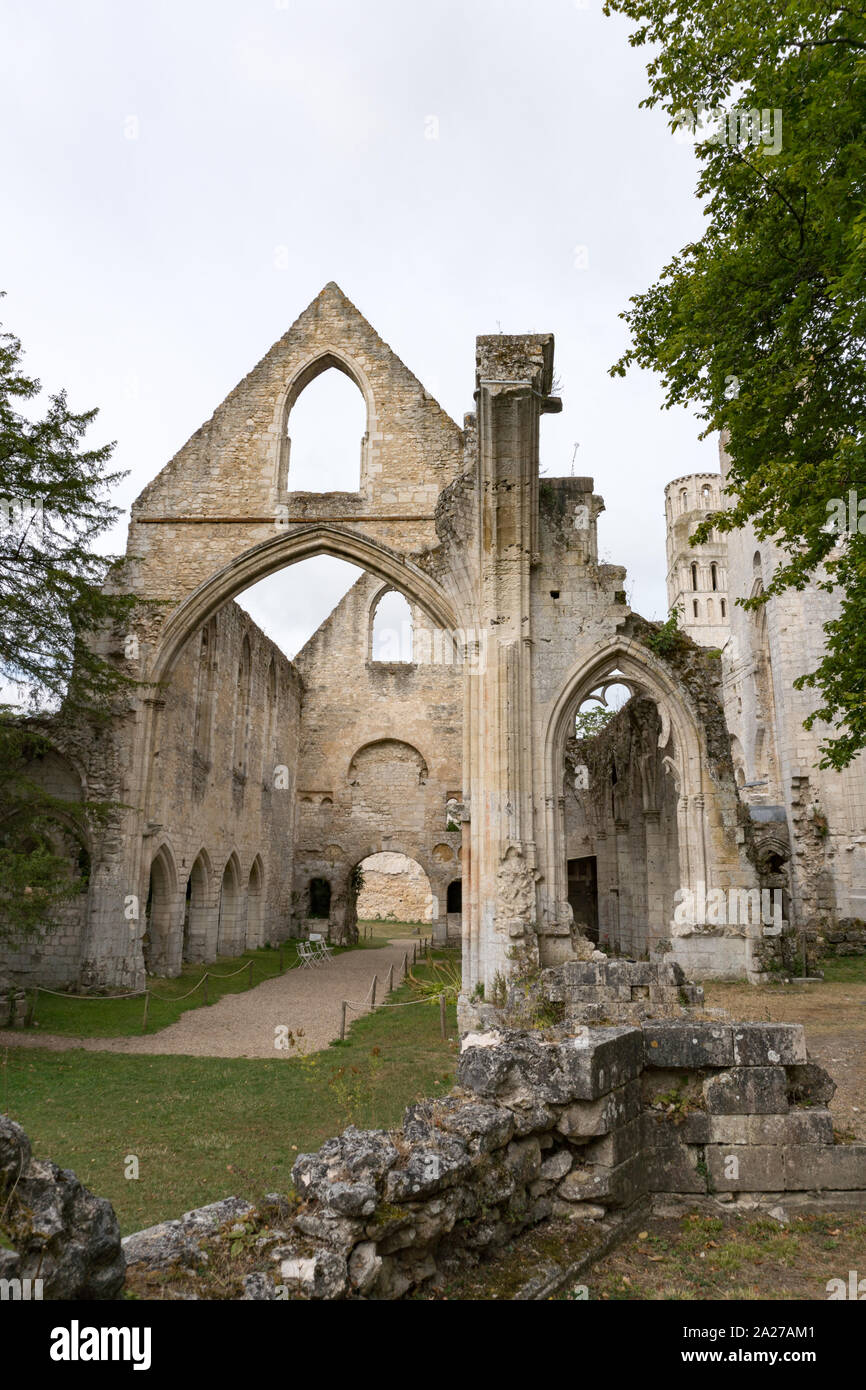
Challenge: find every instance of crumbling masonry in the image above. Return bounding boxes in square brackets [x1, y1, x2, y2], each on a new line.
[3, 283, 865, 992]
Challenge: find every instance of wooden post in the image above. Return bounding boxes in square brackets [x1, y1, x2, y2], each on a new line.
[202, 974, 209, 1005]
[142, 992, 150, 1034]
[371, 975, 378, 1008]
[387, 964, 394, 993]
[413, 942, 417, 964]
[248, 960, 254, 989]
[340, 1001, 347, 1041]
[439, 992, 446, 1040]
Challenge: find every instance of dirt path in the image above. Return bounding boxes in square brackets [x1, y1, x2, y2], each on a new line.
[0, 940, 411, 1059]
[704, 977, 866, 1142]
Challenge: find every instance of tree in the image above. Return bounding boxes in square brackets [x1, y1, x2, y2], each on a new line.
[603, 0, 866, 769]
[0, 297, 143, 941]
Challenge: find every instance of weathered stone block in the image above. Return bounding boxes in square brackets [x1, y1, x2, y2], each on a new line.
[747, 1111, 833, 1147]
[706, 1144, 786, 1192]
[644, 1022, 733, 1068]
[457, 1028, 643, 1107]
[731, 1024, 807, 1067]
[644, 1142, 708, 1194]
[703, 1068, 788, 1115]
[555, 1079, 642, 1139]
[783, 1144, 866, 1191]
[786, 1062, 836, 1108]
[583, 1117, 642, 1168]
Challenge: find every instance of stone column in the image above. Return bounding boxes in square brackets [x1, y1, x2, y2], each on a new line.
[467, 334, 558, 991]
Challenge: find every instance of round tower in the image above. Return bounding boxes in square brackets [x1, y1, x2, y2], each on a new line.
[664, 473, 731, 648]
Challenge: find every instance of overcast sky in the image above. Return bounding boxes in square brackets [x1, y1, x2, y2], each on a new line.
[1, 0, 719, 660]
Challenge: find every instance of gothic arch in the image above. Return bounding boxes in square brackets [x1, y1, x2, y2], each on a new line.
[541, 639, 710, 938]
[144, 842, 179, 976]
[275, 349, 377, 499]
[147, 525, 458, 687]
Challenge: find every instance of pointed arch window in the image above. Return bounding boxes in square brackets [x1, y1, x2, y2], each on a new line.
[234, 635, 252, 779]
[370, 589, 414, 663]
[284, 362, 367, 493]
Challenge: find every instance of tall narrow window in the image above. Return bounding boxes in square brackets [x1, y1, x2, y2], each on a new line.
[711, 562, 718, 591]
[371, 589, 414, 663]
[680, 489, 688, 513]
[691, 562, 699, 591]
[285, 366, 367, 493]
[234, 635, 252, 778]
[263, 659, 278, 781]
[193, 619, 217, 766]
[721, 599, 727, 618]
[693, 599, 699, 618]
[701, 483, 712, 506]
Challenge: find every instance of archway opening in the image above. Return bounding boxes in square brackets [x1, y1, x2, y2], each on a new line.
[217, 856, 240, 957]
[285, 366, 367, 493]
[182, 852, 211, 963]
[247, 856, 264, 948]
[144, 847, 176, 975]
[564, 668, 681, 960]
[370, 589, 414, 663]
[356, 852, 433, 931]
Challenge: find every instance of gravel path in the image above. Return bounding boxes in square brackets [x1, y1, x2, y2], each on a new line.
[0, 940, 413, 1059]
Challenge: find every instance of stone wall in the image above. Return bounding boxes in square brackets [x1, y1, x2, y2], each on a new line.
[356, 853, 433, 924]
[291, 572, 462, 942]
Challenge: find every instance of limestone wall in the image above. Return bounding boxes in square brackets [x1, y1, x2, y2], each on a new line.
[356, 853, 433, 924]
[291, 573, 462, 940]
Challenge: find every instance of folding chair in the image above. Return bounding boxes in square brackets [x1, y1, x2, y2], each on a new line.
[309, 933, 334, 963]
[298, 941, 318, 969]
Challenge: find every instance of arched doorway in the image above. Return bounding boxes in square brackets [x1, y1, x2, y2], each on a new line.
[246, 856, 264, 948]
[182, 851, 213, 963]
[144, 846, 177, 975]
[217, 855, 241, 957]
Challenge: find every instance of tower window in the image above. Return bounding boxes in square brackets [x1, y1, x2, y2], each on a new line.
[711, 562, 718, 591]
[691, 562, 699, 591]
[721, 599, 727, 618]
[693, 600, 699, 618]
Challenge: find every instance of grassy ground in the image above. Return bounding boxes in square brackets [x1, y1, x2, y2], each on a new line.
[19, 925, 432, 1039]
[23, 942, 313, 1039]
[1, 951, 459, 1234]
[586, 1211, 866, 1301]
[704, 953, 866, 1142]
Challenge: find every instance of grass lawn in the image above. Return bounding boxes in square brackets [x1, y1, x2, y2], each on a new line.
[2, 953, 459, 1234]
[586, 1211, 866, 1300]
[23, 942, 315, 1039]
[21, 926, 435, 1039]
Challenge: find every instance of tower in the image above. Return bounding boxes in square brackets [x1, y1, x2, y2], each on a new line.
[664, 472, 731, 648]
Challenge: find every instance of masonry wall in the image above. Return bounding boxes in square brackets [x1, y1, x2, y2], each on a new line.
[718, 439, 866, 937]
[291, 573, 463, 942]
[139, 601, 303, 974]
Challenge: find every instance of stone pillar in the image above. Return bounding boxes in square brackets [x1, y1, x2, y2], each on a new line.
[466, 334, 558, 992]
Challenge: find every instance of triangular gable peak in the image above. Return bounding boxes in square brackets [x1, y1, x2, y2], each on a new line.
[132, 282, 464, 522]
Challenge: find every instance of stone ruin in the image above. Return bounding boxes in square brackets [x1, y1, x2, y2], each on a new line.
[54, 959, 861, 1302]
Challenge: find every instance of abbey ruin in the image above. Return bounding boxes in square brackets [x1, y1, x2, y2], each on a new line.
[4, 283, 865, 994]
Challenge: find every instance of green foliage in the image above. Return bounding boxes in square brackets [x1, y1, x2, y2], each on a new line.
[603, 1, 866, 767]
[574, 704, 616, 739]
[0, 297, 149, 715]
[644, 605, 685, 656]
[0, 714, 106, 941]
